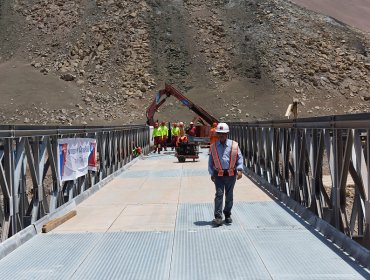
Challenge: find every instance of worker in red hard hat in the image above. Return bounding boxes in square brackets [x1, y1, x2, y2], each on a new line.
[179, 135, 188, 143]
[187, 121, 196, 137]
[159, 121, 169, 151]
[171, 122, 180, 150]
[152, 122, 161, 153]
[209, 122, 218, 153]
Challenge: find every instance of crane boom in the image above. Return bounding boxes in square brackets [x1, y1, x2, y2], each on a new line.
[146, 84, 218, 126]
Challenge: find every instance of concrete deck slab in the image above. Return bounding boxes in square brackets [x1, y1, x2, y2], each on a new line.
[137, 183, 181, 204]
[128, 159, 182, 170]
[52, 204, 126, 233]
[179, 177, 215, 203]
[121, 203, 178, 216]
[51, 150, 271, 233]
[80, 182, 145, 206]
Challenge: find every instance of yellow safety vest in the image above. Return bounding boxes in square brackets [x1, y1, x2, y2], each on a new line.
[171, 127, 180, 136]
[210, 141, 239, 176]
[159, 126, 169, 137]
[153, 127, 161, 137]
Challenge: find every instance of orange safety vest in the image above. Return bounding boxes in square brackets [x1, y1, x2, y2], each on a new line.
[180, 135, 188, 143]
[210, 141, 239, 176]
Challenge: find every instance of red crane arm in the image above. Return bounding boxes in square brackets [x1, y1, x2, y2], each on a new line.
[146, 84, 218, 126]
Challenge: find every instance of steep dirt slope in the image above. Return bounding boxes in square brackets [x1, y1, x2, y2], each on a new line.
[0, 0, 369, 125]
[146, 0, 284, 123]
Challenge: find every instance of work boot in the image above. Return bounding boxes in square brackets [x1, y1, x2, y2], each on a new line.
[212, 217, 223, 227]
[224, 217, 232, 224]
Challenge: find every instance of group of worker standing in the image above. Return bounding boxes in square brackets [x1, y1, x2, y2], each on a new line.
[151, 121, 209, 153]
[151, 121, 188, 153]
[152, 121, 168, 153]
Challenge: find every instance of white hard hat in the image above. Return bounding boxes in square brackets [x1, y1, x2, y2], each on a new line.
[216, 122, 229, 133]
[190, 122, 194, 125]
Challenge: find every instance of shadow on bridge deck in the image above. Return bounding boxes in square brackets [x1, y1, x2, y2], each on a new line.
[0, 149, 369, 279]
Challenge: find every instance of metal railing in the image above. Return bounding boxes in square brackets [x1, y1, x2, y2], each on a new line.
[230, 113, 370, 250]
[0, 124, 150, 241]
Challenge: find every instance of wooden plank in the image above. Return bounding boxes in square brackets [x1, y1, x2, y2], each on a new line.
[42, 211, 77, 233]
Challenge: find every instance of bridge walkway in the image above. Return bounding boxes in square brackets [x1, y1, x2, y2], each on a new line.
[0, 149, 368, 279]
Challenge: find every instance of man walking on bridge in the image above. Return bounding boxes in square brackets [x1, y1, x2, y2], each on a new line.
[208, 122, 243, 226]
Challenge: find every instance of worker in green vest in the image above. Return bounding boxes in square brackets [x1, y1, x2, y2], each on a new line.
[171, 122, 180, 150]
[159, 121, 169, 151]
[152, 122, 162, 153]
[132, 146, 142, 157]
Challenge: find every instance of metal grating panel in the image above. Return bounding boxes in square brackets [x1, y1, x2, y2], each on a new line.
[176, 203, 370, 279]
[71, 231, 173, 280]
[176, 203, 215, 231]
[176, 202, 305, 231]
[247, 229, 370, 279]
[0, 203, 368, 279]
[233, 201, 306, 230]
[0, 233, 102, 280]
[170, 229, 272, 280]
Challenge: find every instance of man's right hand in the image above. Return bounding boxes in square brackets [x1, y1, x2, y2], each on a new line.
[211, 176, 215, 182]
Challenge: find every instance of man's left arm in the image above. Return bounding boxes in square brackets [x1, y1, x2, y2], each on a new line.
[236, 146, 244, 180]
[208, 152, 215, 181]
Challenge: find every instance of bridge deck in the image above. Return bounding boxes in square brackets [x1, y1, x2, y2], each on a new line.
[0, 150, 369, 279]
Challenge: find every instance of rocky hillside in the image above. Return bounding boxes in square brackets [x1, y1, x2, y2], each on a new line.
[0, 0, 369, 125]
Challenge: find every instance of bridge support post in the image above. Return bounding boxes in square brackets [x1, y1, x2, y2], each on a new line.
[365, 129, 370, 248]
[5, 138, 16, 237]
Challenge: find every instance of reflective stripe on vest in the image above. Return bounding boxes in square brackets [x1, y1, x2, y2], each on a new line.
[228, 141, 239, 176]
[210, 143, 224, 176]
[211, 141, 239, 176]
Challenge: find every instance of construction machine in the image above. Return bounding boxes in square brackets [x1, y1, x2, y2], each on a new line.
[146, 84, 218, 162]
[146, 84, 218, 128]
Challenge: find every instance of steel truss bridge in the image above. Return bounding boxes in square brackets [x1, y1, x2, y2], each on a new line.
[0, 124, 150, 239]
[0, 113, 369, 278]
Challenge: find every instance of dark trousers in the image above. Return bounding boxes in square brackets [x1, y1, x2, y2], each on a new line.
[214, 175, 236, 218]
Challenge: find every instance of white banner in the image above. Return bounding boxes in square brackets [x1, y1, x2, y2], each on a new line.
[57, 138, 97, 182]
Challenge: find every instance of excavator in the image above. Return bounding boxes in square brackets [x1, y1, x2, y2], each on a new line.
[146, 84, 218, 127]
[146, 84, 218, 162]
